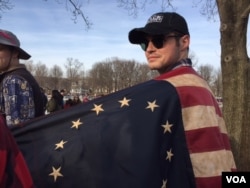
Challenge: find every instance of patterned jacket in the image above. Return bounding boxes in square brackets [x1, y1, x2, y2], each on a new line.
[0, 64, 44, 127]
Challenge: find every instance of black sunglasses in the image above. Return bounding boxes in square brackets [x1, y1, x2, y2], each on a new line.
[140, 35, 181, 51]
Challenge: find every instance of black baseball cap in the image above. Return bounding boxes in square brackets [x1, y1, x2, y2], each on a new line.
[0, 29, 31, 60]
[129, 12, 189, 44]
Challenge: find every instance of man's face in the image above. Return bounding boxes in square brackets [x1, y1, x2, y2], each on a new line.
[0, 44, 12, 71]
[141, 34, 189, 74]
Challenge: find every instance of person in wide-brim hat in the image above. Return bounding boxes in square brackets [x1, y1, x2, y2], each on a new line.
[0, 29, 31, 60]
[0, 29, 44, 127]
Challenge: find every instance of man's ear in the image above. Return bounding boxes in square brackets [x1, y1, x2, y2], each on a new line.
[11, 48, 19, 58]
[180, 35, 190, 50]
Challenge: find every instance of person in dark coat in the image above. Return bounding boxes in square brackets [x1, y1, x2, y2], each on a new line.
[0, 29, 44, 127]
[46, 90, 63, 113]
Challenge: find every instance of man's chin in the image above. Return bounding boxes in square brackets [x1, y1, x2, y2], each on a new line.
[148, 65, 160, 71]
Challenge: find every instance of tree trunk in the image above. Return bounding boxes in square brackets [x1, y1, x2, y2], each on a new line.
[216, 0, 250, 170]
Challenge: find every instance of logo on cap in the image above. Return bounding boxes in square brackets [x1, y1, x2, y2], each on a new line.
[147, 15, 163, 24]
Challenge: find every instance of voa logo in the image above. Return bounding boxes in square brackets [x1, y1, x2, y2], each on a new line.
[226, 176, 246, 184]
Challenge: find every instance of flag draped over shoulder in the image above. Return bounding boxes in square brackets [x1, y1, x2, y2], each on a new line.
[156, 66, 237, 188]
[11, 79, 196, 188]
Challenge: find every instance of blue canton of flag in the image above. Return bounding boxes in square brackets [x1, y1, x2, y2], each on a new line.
[11, 80, 196, 188]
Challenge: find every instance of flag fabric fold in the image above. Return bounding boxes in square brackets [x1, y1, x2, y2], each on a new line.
[11, 79, 196, 188]
[0, 115, 34, 188]
[156, 66, 237, 187]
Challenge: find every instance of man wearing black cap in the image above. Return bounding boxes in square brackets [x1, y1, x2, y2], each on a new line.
[0, 29, 44, 127]
[129, 12, 236, 187]
[129, 12, 190, 74]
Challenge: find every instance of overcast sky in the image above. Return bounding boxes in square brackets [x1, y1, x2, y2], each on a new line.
[0, 0, 249, 72]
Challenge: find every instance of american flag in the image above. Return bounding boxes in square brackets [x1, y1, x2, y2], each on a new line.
[11, 66, 236, 188]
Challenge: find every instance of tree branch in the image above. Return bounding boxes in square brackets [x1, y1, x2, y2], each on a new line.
[67, 0, 92, 29]
[0, 0, 13, 19]
[192, 0, 218, 21]
[161, 0, 175, 11]
[241, 4, 250, 19]
[117, 0, 175, 17]
[43, 0, 92, 29]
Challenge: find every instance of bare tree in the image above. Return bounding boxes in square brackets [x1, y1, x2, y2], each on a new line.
[197, 64, 215, 86]
[49, 65, 63, 89]
[88, 61, 112, 95]
[132, 63, 158, 83]
[197, 64, 223, 97]
[88, 58, 155, 94]
[23, 60, 35, 75]
[111, 58, 122, 91]
[34, 62, 49, 87]
[212, 68, 222, 97]
[216, 0, 250, 170]
[188, 50, 199, 68]
[65, 58, 83, 93]
[112, 59, 136, 89]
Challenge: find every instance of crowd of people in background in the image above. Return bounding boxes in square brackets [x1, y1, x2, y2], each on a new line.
[44, 89, 90, 114]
